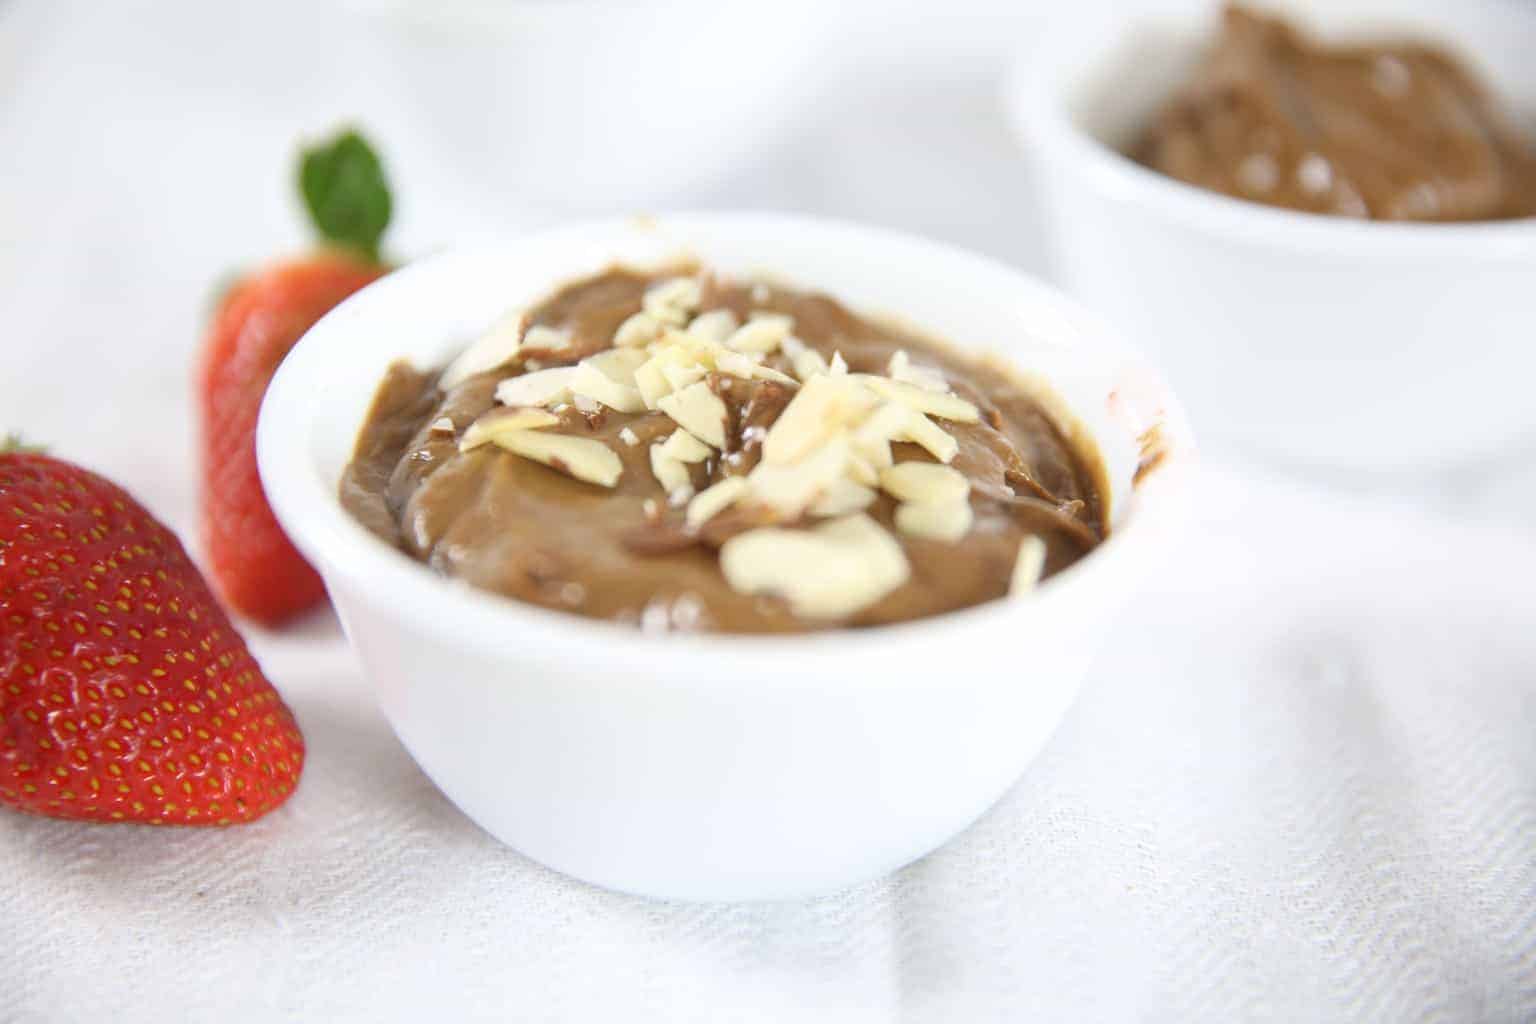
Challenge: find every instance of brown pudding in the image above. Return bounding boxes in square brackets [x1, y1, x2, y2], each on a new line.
[340, 267, 1106, 634]
[1133, 5, 1536, 221]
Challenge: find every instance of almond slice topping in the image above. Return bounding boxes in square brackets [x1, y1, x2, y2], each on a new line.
[440, 310, 523, 389]
[751, 363, 798, 386]
[649, 444, 693, 495]
[634, 357, 673, 409]
[789, 347, 830, 381]
[888, 349, 949, 393]
[614, 311, 665, 348]
[521, 324, 573, 353]
[686, 309, 740, 345]
[490, 430, 623, 487]
[879, 462, 970, 505]
[761, 374, 878, 465]
[585, 347, 648, 378]
[894, 499, 973, 543]
[657, 381, 729, 449]
[846, 453, 880, 486]
[495, 366, 579, 408]
[726, 314, 793, 354]
[659, 429, 711, 463]
[858, 375, 979, 423]
[747, 435, 851, 516]
[571, 351, 646, 413]
[685, 476, 750, 529]
[642, 277, 702, 326]
[809, 478, 877, 517]
[1011, 535, 1048, 594]
[715, 350, 760, 379]
[849, 402, 909, 469]
[459, 408, 560, 451]
[719, 513, 909, 620]
[897, 411, 960, 464]
[661, 362, 708, 393]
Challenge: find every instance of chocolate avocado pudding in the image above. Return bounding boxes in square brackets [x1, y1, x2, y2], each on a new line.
[1133, 4, 1536, 222]
[341, 266, 1108, 634]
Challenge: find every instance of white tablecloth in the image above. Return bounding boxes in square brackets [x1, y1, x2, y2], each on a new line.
[4, 2, 1535, 1020]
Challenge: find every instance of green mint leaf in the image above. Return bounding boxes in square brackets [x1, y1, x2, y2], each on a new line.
[298, 129, 392, 263]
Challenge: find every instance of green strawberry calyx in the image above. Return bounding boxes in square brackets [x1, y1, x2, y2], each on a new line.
[1, 433, 46, 454]
[297, 128, 394, 265]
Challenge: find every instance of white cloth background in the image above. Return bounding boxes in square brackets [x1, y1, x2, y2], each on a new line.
[3, 2, 1535, 1020]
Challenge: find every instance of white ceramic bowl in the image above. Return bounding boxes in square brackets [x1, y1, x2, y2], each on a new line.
[256, 213, 1192, 901]
[1008, 0, 1536, 471]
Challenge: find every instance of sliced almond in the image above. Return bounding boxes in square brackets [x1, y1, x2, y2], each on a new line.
[658, 381, 728, 449]
[459, 408, 560, 451]
[495, 366, 579, 408]
[887, 349, 949, 393]
[585, 347, 648, 380]
[897, 411, 960, 464]
[634, 357, 672, 409]
[686, 309, 740, 345]
[790, 347, 830, 381]
[726, 314, 793, 354]
[428, 417, 455, 435]
[747, 435, 850, 516]
[522, 323, 573, 354]
[858, 375, 978, 423]
[642, 277, 701, 326]
[879, 462, 970, 505]
[440, 311, 523, 389]
[633, 341, 708, 405]
[894, 499, 973, 542]
[809, 478, 877, 517]
[659, 429, 711, 463]
[846, 453, 880, 487]
[489, 429, 623, 487]
[685, 476, 750, 529]
[661, 362, 708, 393]
[1010, 535, 1047, 594]
[572, 362, 645, 413]
[849, 401, 909, 468]
[613, 311, 664, 348]
[719, 513, 908, 619]
[715, 350, 760, 379]
[815, 512, 909, 562]
[761, 374, 878, 465]
[649, 444, 693, 495]
[751, 363, 798, 386]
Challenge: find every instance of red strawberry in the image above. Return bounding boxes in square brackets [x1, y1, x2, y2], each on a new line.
[1, 445, 304, 824]
[197, 129, 393, 626]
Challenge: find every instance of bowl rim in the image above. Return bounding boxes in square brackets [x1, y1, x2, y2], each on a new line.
[256, 212, 1195, 681]
[1004, 3, 1536, 258]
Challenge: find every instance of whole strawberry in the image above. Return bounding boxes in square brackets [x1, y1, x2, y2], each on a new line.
[1, 445, 304, 824]
[198, 129, 392, 626]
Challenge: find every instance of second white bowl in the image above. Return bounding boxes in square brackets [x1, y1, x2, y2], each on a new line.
[1008, 0, 1536, 471]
